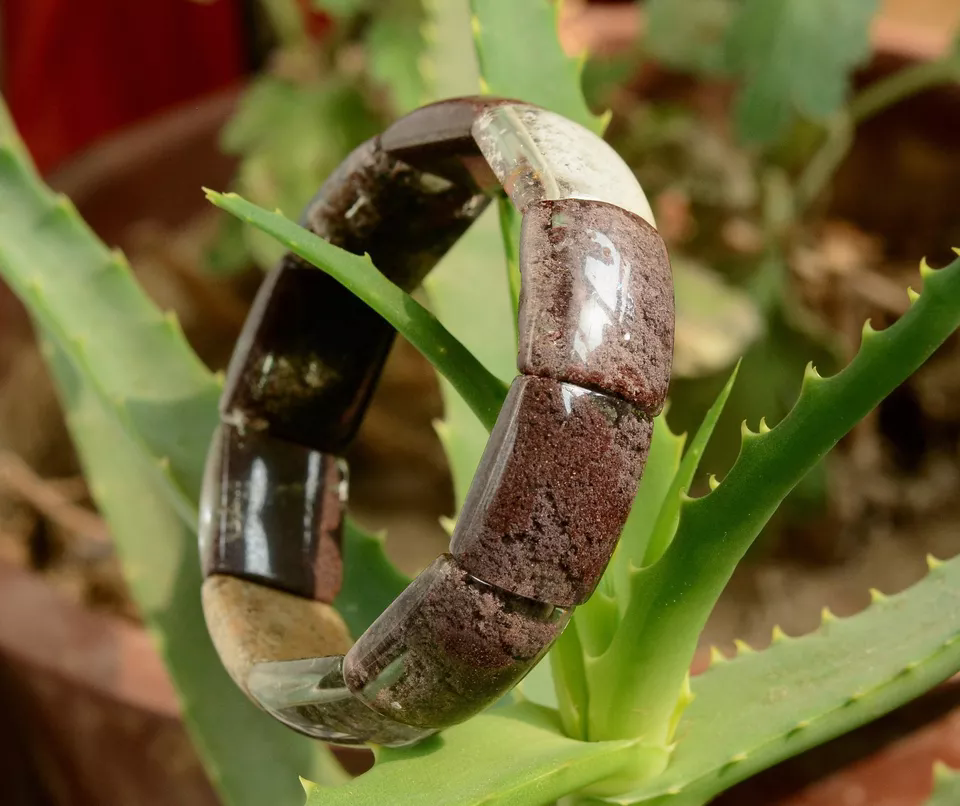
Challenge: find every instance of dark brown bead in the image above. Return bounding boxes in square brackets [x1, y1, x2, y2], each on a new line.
[199, 423, 346, 602]
[380, 96, 519, 191]
[518, 198, 674, 415]
[342, 555, 568, 729]
[451, 376, 652, 606]
[220, 137, 489, 452]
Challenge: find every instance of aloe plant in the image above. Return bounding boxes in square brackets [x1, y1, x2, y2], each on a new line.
[1, 0, 959, 804]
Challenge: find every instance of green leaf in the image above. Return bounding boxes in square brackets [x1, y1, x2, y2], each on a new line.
[0, 105, 220, 523]
[335, 520, 410, 638]
[610, 415, 686, 605]
[469, 0, 607, 134]
[221, 77, 381, 269]
[421, 0, 481, 101]
[426, 210, 517, 510]
[419, 0, 515, 515]
[642, 361, 740, 566]
[0, 96, 404, 798]
[205, 190, 509, 433]
[366, 0, 428, 114]
[586, 253, 960, 745]
[601, 553, 960, 803]
[44, 341, 345, 804]
[927, 762, 960, 806]
[725, 0, 880, 142]
[307, 703, 661, 806]
[645, 0, 736, 76]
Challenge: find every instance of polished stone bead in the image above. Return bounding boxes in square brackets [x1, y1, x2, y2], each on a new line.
[198, 423, 346, 602]
[380, 96, 514, 190]
[247, 656, 433, 747]
[220, 137, 489, 453]
[342, 554, 569, 729]
[450, 376, 652, 606]
[517, 198, 674, 414]
[201, 575, 426, 746]
[471, 103, 656, 226]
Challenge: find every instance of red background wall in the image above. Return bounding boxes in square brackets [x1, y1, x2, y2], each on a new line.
[2, 0, 249, 174]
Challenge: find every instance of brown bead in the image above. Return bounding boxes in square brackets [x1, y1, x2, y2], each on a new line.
[380, 96, 519, 190]
[451, 375, 652, 606]
[220, 138, 489, 452]
[518, 198, 674, 415]
[199, 423, 346, 602]
[343, 554, 569, 729]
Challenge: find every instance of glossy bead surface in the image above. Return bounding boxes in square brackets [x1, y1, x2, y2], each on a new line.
[518, 198, 674, 414]
[451, 376, 652, 606]
[247, 656, 433, 747]
[379, 96, 511, 190]
[220, 138, 488, 452]
[471, 103, 656, 226]
[199, 423, 346, 602]
[343, 554, 569, 729]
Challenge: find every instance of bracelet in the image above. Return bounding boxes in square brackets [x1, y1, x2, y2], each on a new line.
[199, 97, 674, 747]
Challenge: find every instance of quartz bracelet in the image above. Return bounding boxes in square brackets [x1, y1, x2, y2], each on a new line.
[198, 96, 675, 747]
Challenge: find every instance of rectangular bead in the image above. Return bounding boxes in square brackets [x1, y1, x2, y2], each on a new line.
[343, 554, 568, 729]
[450, 375, 652, 606]
[518, 198, 674, 415]
[220, 139, 488, 452]
[199, 423, 346, 602]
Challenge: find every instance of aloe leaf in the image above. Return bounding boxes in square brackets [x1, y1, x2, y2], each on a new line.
[421, 0, 481, 101]
[336, 520, 410, 638]
[609, 415, 686, 608]
[724, 0, 879, 142]
[308, 703, 659, 806]
[642, 362, 740, 566]
[44, 340, 343, 804]
[599, 554, 960, 804]
[927, 762, 960, 806]
[420, 0, 518, 514]
[0, 97, 405, 796]
[587, 253, 960, 745]
[469, 0, 607, 134]
[0, 102, 218, 524]
[205, 190, 508, 433]
[426, 210, 517, 510]
[366, 0, 428, 114]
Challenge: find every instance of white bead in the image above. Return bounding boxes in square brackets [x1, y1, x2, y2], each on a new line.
[472, 104, 656, 227]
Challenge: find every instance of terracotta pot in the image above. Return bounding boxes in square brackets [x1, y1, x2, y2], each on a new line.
[0, 562, 219, 806]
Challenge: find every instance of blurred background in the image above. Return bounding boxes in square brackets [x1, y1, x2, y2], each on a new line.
[1, 0, 959, 803]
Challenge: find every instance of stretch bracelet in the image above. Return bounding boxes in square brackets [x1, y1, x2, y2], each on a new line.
[198, 97, 675, 747]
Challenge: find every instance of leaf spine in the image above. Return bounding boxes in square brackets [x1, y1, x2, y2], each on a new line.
[733, 638, 753, 655]
[803, 362, 822, 382]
